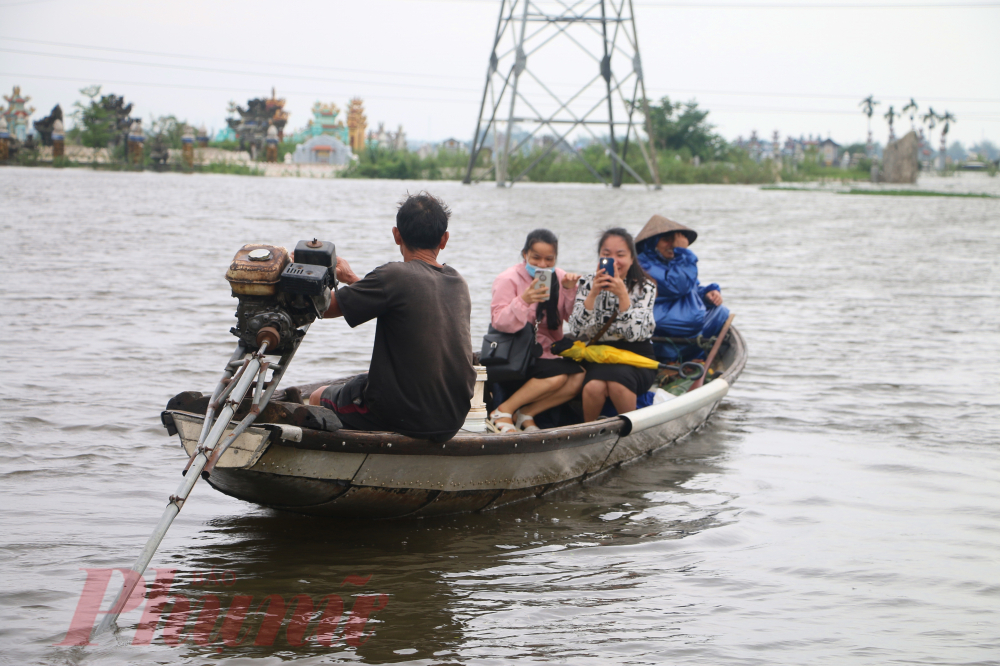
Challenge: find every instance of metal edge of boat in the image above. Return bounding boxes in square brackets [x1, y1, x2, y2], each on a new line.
[160, 327, 747, 519]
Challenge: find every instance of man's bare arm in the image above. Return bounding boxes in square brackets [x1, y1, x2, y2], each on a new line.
[323, 257, 360, 319]
[324, 293, 343, 319]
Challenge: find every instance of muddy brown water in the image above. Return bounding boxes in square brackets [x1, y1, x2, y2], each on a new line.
[1, 168, 998, 665]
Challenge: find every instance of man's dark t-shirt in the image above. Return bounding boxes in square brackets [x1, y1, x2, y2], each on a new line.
[335, 260, 475, 440]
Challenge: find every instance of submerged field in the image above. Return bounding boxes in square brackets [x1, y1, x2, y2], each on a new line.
[1, 168, 998, 664]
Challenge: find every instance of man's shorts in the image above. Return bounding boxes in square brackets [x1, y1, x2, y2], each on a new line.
[319, 373, 460, 442]
[319, 374, 394, 433]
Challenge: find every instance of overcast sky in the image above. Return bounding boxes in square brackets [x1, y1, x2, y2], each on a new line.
[1, 0, 998, 147]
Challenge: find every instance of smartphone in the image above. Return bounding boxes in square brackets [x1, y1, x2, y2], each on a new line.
[599, 257, 615, 277]
[534, 268, 553, 301]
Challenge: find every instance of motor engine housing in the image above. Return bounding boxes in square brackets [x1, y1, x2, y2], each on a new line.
[225, 240, 337, 353]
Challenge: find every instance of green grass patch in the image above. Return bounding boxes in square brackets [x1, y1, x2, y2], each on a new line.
[760, 186, 831, 192]
[842, 189, 997, 199]
[759, 186, 997, 198]
[196, 162, 264, 176]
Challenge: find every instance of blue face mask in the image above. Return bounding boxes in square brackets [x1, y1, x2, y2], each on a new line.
[524, 262, 537, 278]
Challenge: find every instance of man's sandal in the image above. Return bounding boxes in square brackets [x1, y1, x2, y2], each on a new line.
[515, 410, 540, 432]
[489, 410, 517, 434]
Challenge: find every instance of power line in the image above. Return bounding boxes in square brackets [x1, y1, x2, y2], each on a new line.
[382, 0, 1000, 6]
[355, 0, 1000, 6]
[0, 0, 66, 7]
[706, 104, 1000, 119]
[4, 0, 996, 6]
[0, 71, 477, 105]
[5, 70, 998, 120]
[3, 0, 998, 14]
[3, 41, 996, 106]
[0, 35, 482, 83]
[0, 47, 480, 94]
[648, 88, 1000, 104]
[633, 1, 1000, 6]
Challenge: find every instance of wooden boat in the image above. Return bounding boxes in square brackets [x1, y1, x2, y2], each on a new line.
[160, 327, 747, 519]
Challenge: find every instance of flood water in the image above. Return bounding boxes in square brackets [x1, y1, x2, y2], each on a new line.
[1, 167, 999, 665]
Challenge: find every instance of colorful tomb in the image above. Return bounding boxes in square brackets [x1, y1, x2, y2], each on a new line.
[292, 135, 352, 165]
[293, 102, 349, 146]
[2, 86, 35, 142]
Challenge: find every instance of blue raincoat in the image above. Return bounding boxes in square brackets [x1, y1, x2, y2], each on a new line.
[637, 243, 729, 360]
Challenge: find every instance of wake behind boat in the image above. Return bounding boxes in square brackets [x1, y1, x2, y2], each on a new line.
[161, 326, 746, 519]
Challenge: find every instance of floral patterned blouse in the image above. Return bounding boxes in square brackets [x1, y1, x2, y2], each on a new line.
[568, 273, 656, 343]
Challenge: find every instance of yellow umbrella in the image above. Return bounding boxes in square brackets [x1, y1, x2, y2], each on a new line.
[557, 340, 704, 379]
[558, 340, 657, 368]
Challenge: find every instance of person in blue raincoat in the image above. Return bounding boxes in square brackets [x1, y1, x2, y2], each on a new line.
[635, 214, 730, 361]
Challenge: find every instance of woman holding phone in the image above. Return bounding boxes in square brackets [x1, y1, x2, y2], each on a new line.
[569, 227, 657, 422]
[488, 229, 583, 432]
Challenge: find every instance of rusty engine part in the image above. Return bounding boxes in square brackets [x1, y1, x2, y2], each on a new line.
[225, 240, 336, 354]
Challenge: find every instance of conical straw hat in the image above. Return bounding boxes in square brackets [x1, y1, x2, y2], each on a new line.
[635, 214, 697, 248]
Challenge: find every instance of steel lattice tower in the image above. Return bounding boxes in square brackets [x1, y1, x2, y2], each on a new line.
[463, 0, 660, 189]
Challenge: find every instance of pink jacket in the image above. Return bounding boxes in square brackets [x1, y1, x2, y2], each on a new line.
[491, 263, 578, 359]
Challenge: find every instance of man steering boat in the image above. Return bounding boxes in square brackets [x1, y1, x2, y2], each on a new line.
[309, 192, 476, 442]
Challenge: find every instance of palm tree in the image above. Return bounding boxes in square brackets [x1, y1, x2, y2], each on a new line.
[922, 107, 938, 164]
[938, 111, 955, 170]
[860, 95, 879, 156]
[884, 105, 897, 142]
[902, 98, 918, 131]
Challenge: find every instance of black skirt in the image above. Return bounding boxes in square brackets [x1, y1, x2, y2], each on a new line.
[581, 339, 657, 396]
[529, 357, 585, 379]
[495, 357, 584, 400]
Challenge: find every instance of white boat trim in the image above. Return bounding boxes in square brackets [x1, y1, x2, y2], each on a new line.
[619, 378, 730, 436]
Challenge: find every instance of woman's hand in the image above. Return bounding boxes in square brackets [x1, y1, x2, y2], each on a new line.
[583, 270, 606, 311]
[705, 290, 723, 306]
[592, 268, 612, 293]
[606, 274, 631, 312]
[606, 275, 628, 301]
[594, 269, 625, 295]
[561, 272, 580, 289]
[520, 277, 550, 304]
[590, 269, 631, 312]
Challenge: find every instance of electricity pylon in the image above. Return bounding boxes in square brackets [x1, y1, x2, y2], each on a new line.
[462, 0, 661, 189]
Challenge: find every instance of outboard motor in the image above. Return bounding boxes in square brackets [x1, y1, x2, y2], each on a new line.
[224, 239, 336, 354]
[97, 238, 339, 634]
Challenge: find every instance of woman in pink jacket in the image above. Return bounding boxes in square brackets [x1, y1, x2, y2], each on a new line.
[489, 229, 583, 432]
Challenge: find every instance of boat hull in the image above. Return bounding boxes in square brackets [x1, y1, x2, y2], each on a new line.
[163, 327, 746, 519]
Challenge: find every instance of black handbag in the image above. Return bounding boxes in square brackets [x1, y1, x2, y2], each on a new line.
[480, 321, 540, 383]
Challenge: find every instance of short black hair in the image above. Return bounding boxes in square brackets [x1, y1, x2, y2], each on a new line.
[396, 192, 451, 250]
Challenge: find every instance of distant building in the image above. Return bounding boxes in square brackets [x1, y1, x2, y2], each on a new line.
[412, 138, 469, 159]
[346, 99, 367, 153]
[293, 135, 352, 165]
[367, 123, 407, 151]
[263, 88, 290, 141]
[293, 102, 349, 147]
[224, 88, 289, 156]
[817, 138, 841, 166]
[775, 134, 844, 166]
[532, 135, 555, 151]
